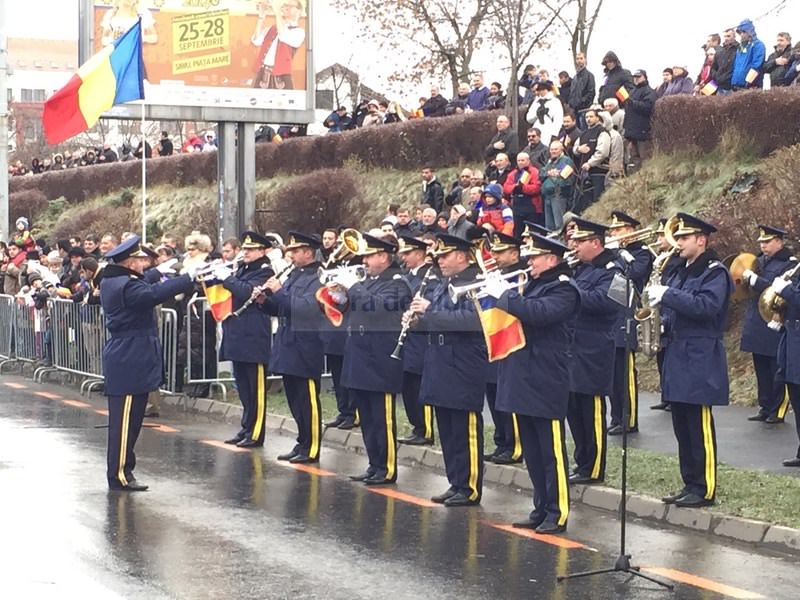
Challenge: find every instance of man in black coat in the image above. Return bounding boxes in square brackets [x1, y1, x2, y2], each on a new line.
[262, 232, 325, 463]
[101, 236, 195, 491]
[711, 29, 737, 94]
[484, 114, 519, 165]
[598, 51, 633, 104]
[763, 32, 794, 87]
[567, 53, 596, 129]
[421, 86, 449, 117]
[421, 167, 445, 214]
[622, 69, 657, 170]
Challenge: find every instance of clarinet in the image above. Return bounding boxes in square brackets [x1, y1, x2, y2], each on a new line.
[231, 264, 294, 318]
[390, 266, 438, 360]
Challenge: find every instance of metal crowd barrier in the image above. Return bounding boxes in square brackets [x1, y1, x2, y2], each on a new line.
[47, 298, 107, 392]
[159, 308, 179, 394]
[0, 295, 14, 367]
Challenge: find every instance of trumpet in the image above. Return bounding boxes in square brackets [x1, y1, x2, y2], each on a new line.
[605, 227, 655, 250]
[318, 264, 367, 286]
[448, 268, 531, 303]
[195, 252, 244, 281]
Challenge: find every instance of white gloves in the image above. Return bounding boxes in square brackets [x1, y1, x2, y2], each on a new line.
[181, 263, 200, 280]
[647, 284, 668, 306]
[156, 258, 178, 274]
[742, 269, 758, 287]
[332, 269, 361, 290]
[772, 277, 791, 294]
[482, 277, 510, 300]
[213, 266, 232, 282]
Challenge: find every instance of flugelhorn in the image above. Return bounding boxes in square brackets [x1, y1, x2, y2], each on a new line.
[318, 264, 367, 286]
[194, 252, 244, 281]
[448, 268, 531, 303]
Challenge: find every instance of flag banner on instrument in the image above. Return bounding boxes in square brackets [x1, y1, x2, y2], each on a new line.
[315, 287, 345, 327]
[615, 85, 630, 102]
[202, 279, 233, 322]
[473, 295, 526, 362]
[42, 19, 144, 145]
[700, 80, 719, 96]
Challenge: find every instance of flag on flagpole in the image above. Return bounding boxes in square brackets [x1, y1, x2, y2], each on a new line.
[472, 295, 526, 362]
[43, 20, 144, 145]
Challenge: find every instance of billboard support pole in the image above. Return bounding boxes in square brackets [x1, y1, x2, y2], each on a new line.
[237, 122, 255, 232]
[219, 121, 238, 246]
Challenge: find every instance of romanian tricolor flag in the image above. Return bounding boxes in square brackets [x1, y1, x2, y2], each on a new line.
[43, 20, 144, 145]
[473, 295, 526, 362]
[202, 279, 233, 322]
[615, 85, 630, 103]
[700, 80, 719, 96]
[316, 287, 346, 327]
[560, 164, 575, 179]
[519, 170, 531, 185]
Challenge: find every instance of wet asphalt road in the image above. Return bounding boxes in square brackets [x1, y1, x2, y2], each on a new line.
[1, 374, 797, 599]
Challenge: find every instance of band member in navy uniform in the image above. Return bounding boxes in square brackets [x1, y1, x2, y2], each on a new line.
[646, 213, 733, 507]
[772, 263, 800, 467]
[218, 231, 275, 448]
[496, 233, 579, 534]
[484, 231, 525, 464]
[397, 235, 437, 446]
[101, 235, 195, 490]
[607, 211, 654, 435]
[566, 218, 622, 485]
[336, 233, 412, 485]
[741, 225, 795, 423]
[411, 234, 488, 506]
[261, 232, 324, 463]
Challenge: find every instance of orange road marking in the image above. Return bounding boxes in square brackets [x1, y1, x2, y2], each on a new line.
[62, 399, 91, 408]
[149, 424, 180, 433]
[200, 439, 251, 453]
[3, 382, 27, 389]
[284, 462, 336, 477]
[35, 391, 62, 399]
[640, 568, 765, 599]
[367, 487, 439, 507]
[94, 409, 109, 416]
[486, 521, 595, 551]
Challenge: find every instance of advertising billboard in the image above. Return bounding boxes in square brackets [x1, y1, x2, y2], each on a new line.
[89, 0, 313, 122]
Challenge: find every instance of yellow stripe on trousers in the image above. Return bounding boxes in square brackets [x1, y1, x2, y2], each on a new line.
[590, 395, 603, 480]
[117, 394, 132, 486]
[778, 386, 790, 420]
[423, 405, 433, 439]
[385, 394, 396, 480]
[551, 420, 569, 526]
[511, 413, 522, 460]
[627, 352, 637, 429]
[702, 406, 716, 500]
[252, 364, 265, 441]
[468, 412, 479, 501]
[308, 379, 320, 458]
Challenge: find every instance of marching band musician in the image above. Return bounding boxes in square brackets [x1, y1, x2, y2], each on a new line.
[410, 234, 488, 507]
[101, 235, 195, 491]
[651, 218, 684, 411]
[397, 235, 437, 447]
[646, 213, 733, 508]
[607, 211, 654, 435]
[335, 233, 412, 485]
[741, 225, 795, 424]
[566, 217, 622, 486]
[217, 231, 275, 448]
[483, 232, 526, 465]
[260, 232, 324, 464]
[497, 233, 579, 534]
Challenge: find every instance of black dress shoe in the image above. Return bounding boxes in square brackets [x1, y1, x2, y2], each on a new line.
[650, 402, 669, 410]
[535, 522, 566, 535]
[363, 475, 395, 486]
[608, 424, 624, 436]
[664, 404, 672, 411]
[661, 489, 688, 504]
[443, 492, 480, 507]
[277, 449, 300, 461]
[782, 457, 800, 467]
[747, 413, 768, 422]
[431, 488, 457, 504]
[674, 493, 714, 508]
[144, 411, 160, 418]
[765, 416, 784, 424]
[349, 471, 373, 482]
[568, 473, 602, 485]
[512, 515, 545, 529]
[483, 449, 499, 462]
[109, 479, 149, 492]
[398, 434, 434, 446]
[492, 451, 522, 465]
[324, 417, 343, 428]
[224, 435, 245, 445]
[236, 439, 263, 448]
[289, 454, 319, 464]
[338, 418, 357, 430]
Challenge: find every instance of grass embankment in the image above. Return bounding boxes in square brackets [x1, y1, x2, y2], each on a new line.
[254, 387, 800, 529]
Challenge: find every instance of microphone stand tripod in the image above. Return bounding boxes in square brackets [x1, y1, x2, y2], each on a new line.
[557, 258, 673, 591]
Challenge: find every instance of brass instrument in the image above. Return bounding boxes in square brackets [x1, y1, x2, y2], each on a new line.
[758, 262, 800, 330]
[635, 216, 680, 357]
[725, 252, 759, 301]
[605, 227, 655, 250]
[565, 250, 579, 268]
[318, 264, 367, 286]
[322, 228, 365, 268]
[391, 267, 438, 360]
[448, 268, 531, 304]
[194, 252, 244, 281]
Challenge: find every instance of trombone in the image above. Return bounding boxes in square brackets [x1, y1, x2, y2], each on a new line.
[448, 268, 531, 303]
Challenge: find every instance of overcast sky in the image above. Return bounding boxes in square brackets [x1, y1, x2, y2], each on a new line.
[6, 0, 799, 101]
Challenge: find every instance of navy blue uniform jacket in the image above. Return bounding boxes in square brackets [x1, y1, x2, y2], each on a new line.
[776, 272, 800, 385]
[261, 262, 324, 379]
[496, 262, 579, 419]
[661, 250, 733, 406]
[220, 257, 274, 364]
[101, 265, 194, 396]
[418, 265, 488, 412]
[570, 249, 622, 395]
[341, 263, 412, 393]
[403, 264, 439, 375]
[740, 248, 795, 356]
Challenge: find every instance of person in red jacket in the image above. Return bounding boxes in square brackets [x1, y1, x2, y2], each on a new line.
[502, 152, 543, 236]
[476, 183, 514, 235]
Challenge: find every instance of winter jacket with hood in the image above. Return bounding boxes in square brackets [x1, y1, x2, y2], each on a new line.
[598, 52, 634, 103]
[731, 19, 766, 89]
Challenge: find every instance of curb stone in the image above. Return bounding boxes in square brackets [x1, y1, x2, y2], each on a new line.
[162, 396, 800, 557]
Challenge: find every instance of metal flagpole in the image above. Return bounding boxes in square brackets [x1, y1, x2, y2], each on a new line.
[141, 101, 147, 244]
